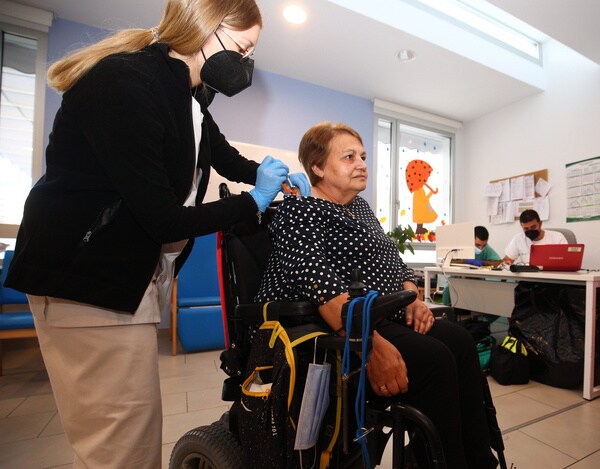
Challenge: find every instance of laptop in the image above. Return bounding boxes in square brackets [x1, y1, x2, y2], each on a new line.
[529, 244, 584, 271]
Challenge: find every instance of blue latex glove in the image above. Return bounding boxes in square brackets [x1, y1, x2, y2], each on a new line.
[249, 156, 289, 212]
[288, 173, 311, 197]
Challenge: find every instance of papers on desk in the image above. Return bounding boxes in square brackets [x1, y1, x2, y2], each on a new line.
[448, 263, 481, 270]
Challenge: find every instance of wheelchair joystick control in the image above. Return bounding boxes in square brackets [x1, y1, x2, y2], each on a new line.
[347, 269, 368, 299]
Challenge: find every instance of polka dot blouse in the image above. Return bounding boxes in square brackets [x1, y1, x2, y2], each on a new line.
[255, 195, 417, 322]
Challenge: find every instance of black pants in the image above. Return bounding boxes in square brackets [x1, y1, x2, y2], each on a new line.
[374, 319, 498, 469]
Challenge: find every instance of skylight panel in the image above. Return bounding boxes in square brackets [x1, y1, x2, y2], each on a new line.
[411, 0, 542, 62]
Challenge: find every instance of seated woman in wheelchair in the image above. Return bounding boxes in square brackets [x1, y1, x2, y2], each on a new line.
[255, 122, 498, 469]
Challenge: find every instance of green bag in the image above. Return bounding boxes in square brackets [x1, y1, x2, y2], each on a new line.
[476, 336, 496, 372]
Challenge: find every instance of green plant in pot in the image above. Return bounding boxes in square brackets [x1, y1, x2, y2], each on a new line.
[388, 224, 416, 255]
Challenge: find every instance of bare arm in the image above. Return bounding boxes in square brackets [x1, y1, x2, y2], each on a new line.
[319, 293, 408, 396]
[502, 255, 514, 265]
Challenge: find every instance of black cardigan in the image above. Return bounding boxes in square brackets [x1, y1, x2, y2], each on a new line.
[6, 43, 259, 312]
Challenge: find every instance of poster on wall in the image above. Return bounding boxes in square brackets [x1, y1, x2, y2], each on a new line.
[566, 156, 600, 223]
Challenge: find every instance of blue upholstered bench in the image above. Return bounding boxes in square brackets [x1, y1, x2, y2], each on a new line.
[0, 312, 35, 330]
[170, 234, 226, 355]
[1, 251, 36, 375]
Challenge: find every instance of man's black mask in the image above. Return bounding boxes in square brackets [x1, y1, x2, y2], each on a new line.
[525, 229, 540, 241]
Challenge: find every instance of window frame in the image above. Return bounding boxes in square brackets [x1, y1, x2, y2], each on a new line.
[372, 109, 458, 268]
[0, 18, 48, 238]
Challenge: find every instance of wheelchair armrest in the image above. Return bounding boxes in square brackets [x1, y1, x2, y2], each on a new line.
[235, 300, 319, 327]
[316, 334, 369, 352]
[316, 290, 417, 351]
[342, 290, 417, 335]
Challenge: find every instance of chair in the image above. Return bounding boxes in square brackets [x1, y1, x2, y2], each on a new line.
[0, 250, 36, 376]
[170, 233, 226, 355]
[168, 187, 506, 468]
[169, 203, 452, 469]
[546, 227, 577, 244]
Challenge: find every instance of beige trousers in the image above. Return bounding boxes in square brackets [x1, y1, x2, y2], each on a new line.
[29, 290, 162, 469]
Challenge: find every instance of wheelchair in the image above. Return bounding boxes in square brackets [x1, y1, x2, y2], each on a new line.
[169, 186, 506, 469]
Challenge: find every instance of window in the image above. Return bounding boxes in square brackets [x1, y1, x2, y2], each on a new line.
[0, 32, 37, 225]
[375, 116, 454, 266]
[0, 2, 51, 249]
[409, 0, 542, 63]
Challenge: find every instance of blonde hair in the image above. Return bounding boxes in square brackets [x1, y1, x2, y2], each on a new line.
[48, 0, 262, 92]
[298, 122, 364, 186]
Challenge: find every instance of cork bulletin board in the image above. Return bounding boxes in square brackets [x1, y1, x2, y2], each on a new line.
[487, 169, 549, 224]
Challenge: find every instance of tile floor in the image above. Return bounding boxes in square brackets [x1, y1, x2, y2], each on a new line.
[1, 333, 599, 469]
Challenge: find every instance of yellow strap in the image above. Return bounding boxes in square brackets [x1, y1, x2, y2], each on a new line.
[269, 323, 285, 349]
[320, 351, 342, 469]
[262, 301, 272, 323]
[290, 331, 328, 348]
[258, 318, 331, 420]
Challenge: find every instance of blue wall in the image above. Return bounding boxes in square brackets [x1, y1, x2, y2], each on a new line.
[44, 19, 374, 202]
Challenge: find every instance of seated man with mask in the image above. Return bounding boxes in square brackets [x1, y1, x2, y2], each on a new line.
[502, 209, 567, 265]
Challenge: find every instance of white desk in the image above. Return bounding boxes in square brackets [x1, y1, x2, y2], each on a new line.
[424, 266, 600, 400]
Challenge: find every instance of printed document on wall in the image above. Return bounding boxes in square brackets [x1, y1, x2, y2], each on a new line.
[533, 197, 550, 221]
[486, 197, 499, 216]
[523, 175, 535, 200]
[510, 176, 524, 200]
[535, 177, 551, 197]
[499, 180, 511, 202]
[566, 156, 600, 222]
[484, 183, 502, 198]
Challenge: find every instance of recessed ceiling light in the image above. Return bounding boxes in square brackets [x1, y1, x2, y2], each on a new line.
[396, 49, 416, 63]
[283, 5, 307, 24]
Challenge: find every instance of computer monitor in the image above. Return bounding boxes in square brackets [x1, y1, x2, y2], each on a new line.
[435, 221, 475, 268]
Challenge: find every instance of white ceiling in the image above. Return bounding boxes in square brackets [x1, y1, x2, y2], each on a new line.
[11, 0, 600, 123]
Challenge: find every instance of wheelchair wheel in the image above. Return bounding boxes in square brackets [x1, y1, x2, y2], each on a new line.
[168, 421, 246, 469]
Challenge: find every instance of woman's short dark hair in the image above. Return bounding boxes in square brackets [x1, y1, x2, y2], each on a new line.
[298, 122, 363, 186]
[519, 209, 540, 224]
[474, 226, 489, 241]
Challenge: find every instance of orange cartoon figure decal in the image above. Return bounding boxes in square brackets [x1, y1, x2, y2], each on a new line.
[406, 159, 438, 234]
